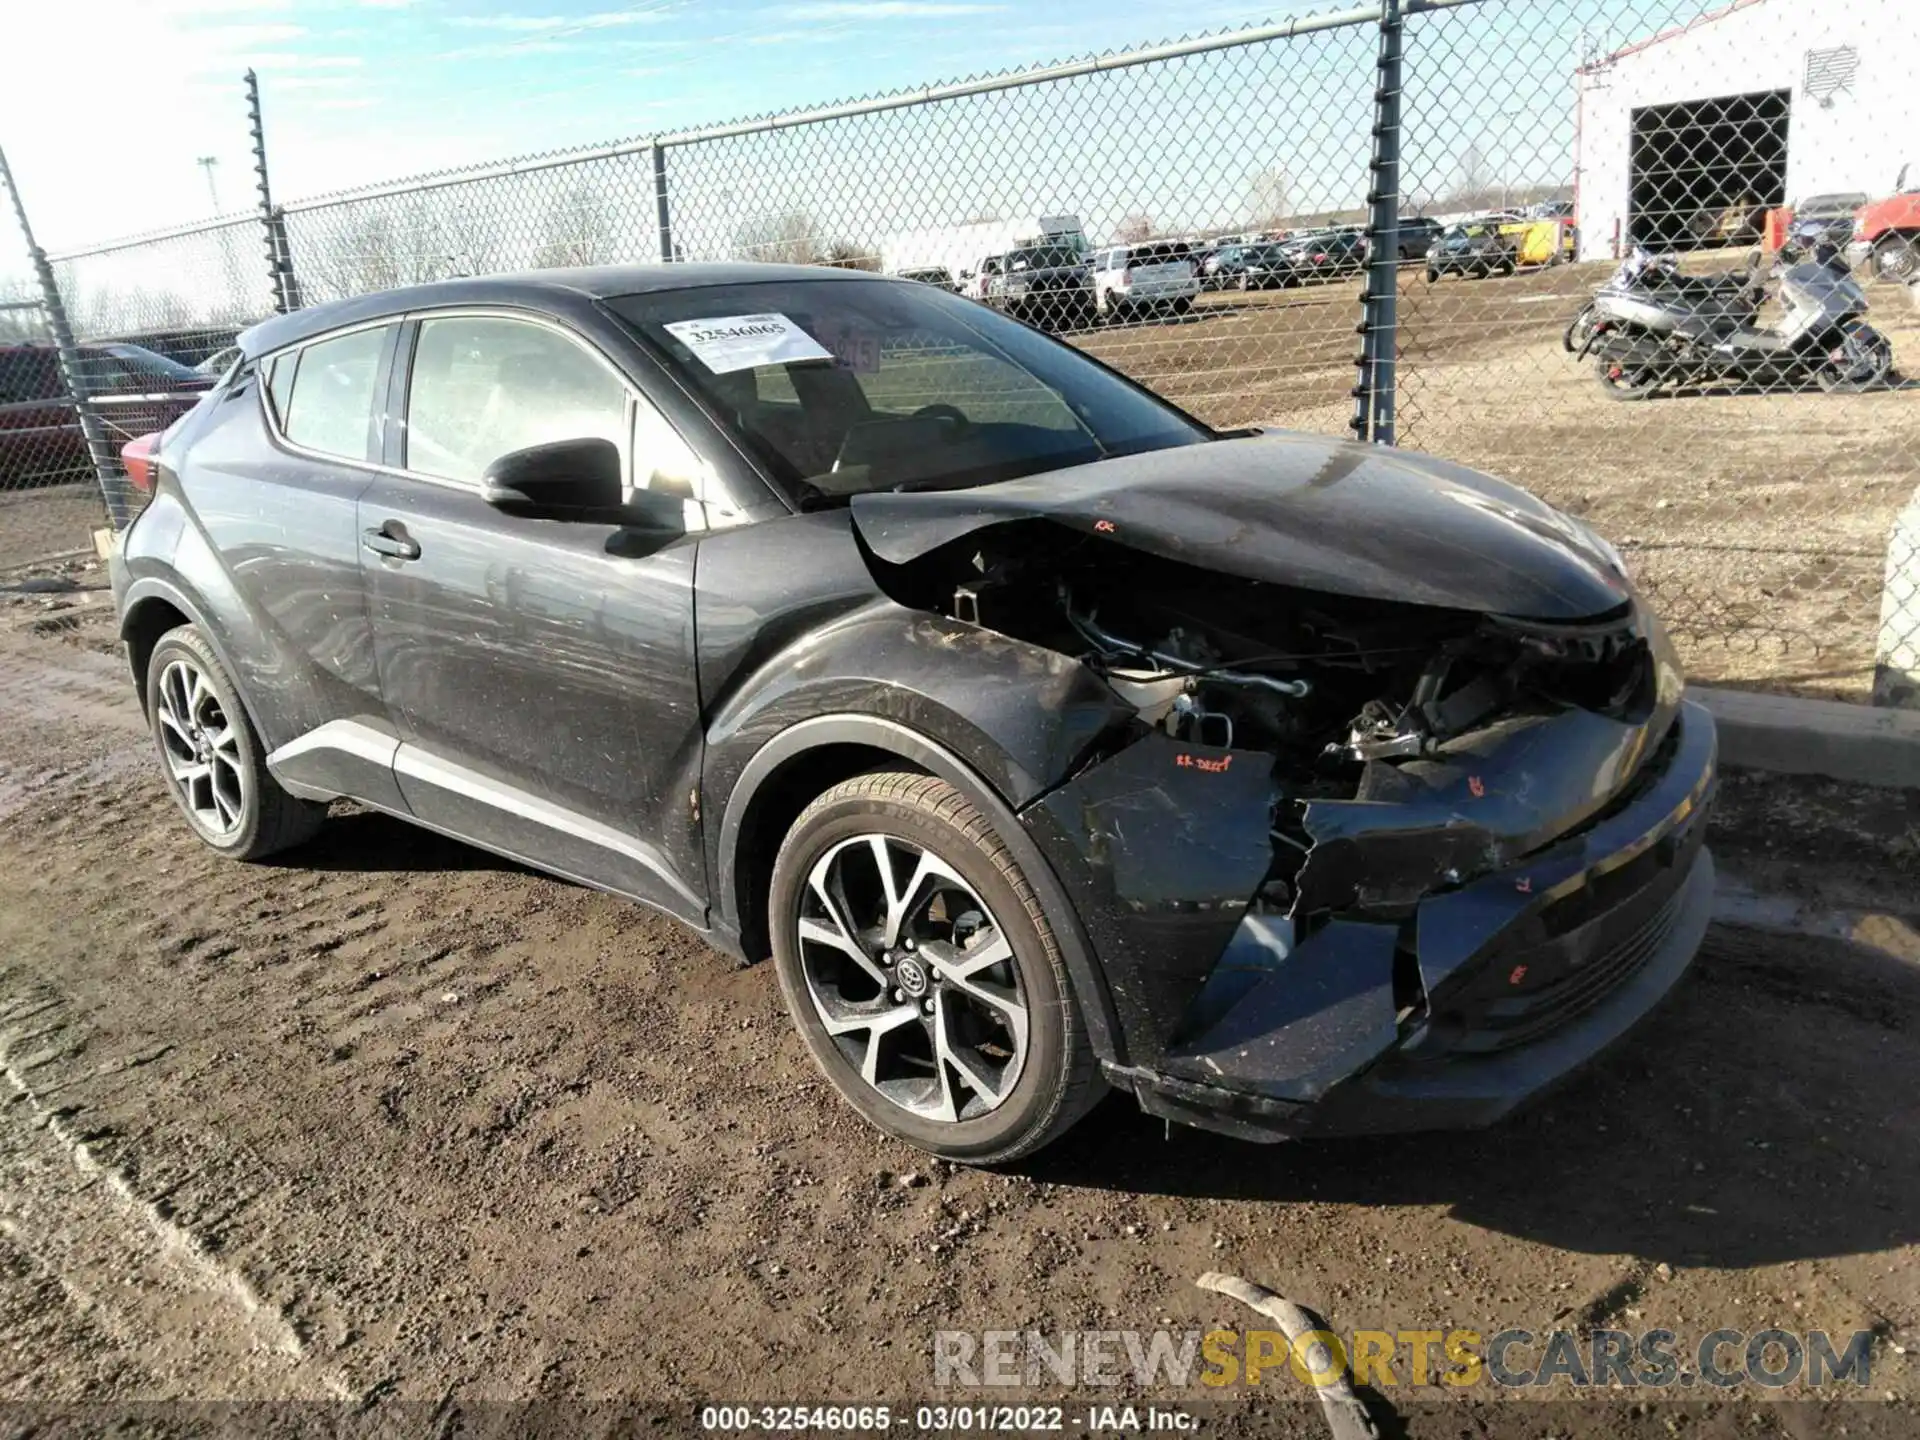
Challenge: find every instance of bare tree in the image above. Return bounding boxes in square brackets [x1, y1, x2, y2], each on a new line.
[734, 211, 825, 265]
[1246, 167, 1291, 230]
[820, 240, 879, 271]
[533, 186, 614, 269]
[0, 301, 43, 343]
[1445, 143, 1510, 211]
[1115, 213, 1157, 244]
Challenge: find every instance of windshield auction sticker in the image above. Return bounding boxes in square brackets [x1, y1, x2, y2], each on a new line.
[663, 313, 833, 374]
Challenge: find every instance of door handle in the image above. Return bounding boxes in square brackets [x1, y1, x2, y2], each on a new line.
[363, 526, 421, 561]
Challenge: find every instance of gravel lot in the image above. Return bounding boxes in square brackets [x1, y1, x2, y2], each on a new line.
[0, 602, 1916, 1435]
[1075, 259, 1920, 700]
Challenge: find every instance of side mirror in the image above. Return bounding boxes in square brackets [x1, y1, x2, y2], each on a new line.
[482, 437, 623, 518]
[482, 438, 693, 537]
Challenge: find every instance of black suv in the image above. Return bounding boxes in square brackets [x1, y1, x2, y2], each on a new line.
[1426, 221, 1519, 282]
[113, 264, 1716, 1162]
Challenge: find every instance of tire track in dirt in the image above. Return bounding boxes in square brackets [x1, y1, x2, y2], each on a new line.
[0, 625, 1914, 1426]
[0, 974, 354, 1400]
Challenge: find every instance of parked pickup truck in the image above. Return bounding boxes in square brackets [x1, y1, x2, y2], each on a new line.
[1849, 162, 1920, 283]
[966, 245, 1094, 331]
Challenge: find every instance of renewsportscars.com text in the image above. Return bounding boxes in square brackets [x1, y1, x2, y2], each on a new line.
[933, 1327, 1875, 1390]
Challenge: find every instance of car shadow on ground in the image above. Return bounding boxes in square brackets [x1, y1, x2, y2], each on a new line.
[1022, 932, 1920, 1269]
[262, 806, 535, 878]
[258, 804, 1917, 1270]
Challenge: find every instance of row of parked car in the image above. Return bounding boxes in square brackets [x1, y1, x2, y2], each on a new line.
[0, 342, 215, 490]
[893, 204, 1583, 329]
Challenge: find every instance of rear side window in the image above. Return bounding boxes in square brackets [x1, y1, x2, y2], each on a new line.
[264, 352, 297, 426]
[281, 327, 389, 461]
[405, 315, 628, 484]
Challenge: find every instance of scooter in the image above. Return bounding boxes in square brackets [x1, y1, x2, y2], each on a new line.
[1579, 245, 1894, 399]
[1562, 247, 1762, 354]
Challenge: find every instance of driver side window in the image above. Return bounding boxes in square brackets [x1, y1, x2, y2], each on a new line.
[405, 315, 628, 485]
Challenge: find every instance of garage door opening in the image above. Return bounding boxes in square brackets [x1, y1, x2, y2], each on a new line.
[1629, 89, 1790, 251]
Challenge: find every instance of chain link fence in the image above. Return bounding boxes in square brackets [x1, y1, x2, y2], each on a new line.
[4, 0, 1917, 700]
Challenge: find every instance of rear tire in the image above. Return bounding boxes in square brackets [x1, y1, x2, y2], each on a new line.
[144, 626, 325, 860]
[769, 771, 1103, 1164]
[1595, 358, 1661, 401]
[1816, 324, 1895, 394]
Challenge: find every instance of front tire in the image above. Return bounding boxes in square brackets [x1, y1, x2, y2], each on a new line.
[1564, 301, 1596, 353]
[1872, 235, 1918, 284]
[144, 626, 325, 859]
[769, 771, 1102, 1164]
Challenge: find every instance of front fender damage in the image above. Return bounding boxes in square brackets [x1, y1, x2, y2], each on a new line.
[860, 510, 1712, 1142]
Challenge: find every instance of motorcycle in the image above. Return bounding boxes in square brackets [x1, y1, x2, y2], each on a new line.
[1577, 245, 1894, 400]
[1562, 247, 1761, 354]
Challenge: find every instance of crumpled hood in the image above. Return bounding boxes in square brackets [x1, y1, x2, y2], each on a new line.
[850, 431, 1632, 621]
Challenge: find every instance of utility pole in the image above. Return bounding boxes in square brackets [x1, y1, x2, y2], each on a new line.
[197, 155, 222, 213]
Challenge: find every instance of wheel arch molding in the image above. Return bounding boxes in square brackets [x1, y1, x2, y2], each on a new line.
[713, 712, 1124, 1067]
[118, 576, 265, 737]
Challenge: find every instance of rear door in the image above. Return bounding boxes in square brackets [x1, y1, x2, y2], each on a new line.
[206, 322, 395, 780]
[357, 309, 709, 919]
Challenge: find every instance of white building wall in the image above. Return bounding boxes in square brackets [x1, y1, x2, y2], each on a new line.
[1575, 0, 1920, 261]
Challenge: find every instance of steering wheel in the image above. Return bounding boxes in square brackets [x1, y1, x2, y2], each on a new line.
[912, 403, 970, 430]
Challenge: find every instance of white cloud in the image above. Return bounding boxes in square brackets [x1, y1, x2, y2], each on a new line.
[449, 12, 575, 28]
[780, 1, 1007, 17]
[449, 6, 674, 31]
[444, 37, 576, 57]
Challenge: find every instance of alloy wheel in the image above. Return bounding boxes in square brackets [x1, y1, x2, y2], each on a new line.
[154, 658, 247, 838]
[795, 833, 1028, 1124]
[1874, 238, 1918, 284]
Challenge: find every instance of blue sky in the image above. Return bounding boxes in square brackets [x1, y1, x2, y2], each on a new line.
[1, 0, 1705, 281]
[3, 0, 1343, 252]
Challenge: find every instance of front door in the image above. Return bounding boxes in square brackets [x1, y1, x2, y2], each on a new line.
[359, 312, 709, 920]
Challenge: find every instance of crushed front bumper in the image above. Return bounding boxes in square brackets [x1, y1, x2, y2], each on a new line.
[1032, 699, 1717, 1144]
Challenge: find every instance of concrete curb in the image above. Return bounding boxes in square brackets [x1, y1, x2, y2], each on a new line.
[1695, 686, 1920, 789]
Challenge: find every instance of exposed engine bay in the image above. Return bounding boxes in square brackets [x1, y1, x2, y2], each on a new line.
[872, 520, 1656, 801]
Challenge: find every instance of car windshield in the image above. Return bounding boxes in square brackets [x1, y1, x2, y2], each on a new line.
[609, 278, 1208, 504]
[103, 344, 204, 383]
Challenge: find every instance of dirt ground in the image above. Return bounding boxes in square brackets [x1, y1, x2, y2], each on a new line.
[0, 601, 1916, 1436]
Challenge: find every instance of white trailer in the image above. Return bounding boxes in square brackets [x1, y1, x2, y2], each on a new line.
[880, 215, 1086, 278]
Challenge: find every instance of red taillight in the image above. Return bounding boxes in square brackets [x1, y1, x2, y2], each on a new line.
[1312, 252, 1328, 262]
[121, 432, 161, 493]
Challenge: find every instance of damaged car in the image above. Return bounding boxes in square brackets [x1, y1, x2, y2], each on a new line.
[112, 264, 1716, 1163]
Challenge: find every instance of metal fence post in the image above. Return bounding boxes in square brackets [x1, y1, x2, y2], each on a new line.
[651, 142, 674, 263]
[248, 69, 301, 312]
[1358, 0, 1405, 446]
[0, 146, 126, 530]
